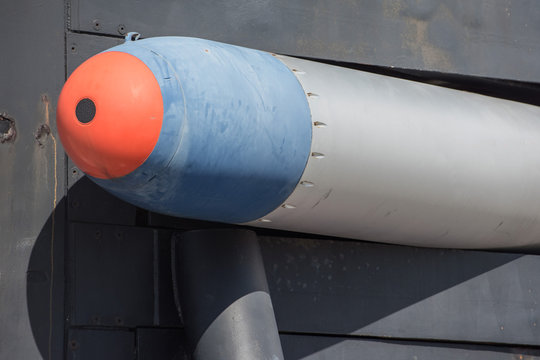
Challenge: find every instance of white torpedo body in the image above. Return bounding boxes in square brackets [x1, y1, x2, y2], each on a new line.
[57, 35, 540, 249]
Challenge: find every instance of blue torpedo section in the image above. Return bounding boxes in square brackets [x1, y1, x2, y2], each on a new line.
[86, 37, 312, 223]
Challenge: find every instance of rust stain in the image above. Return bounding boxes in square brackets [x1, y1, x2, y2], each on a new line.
[39, 92, 59, 360]
[35, 95, 52, 147]
[384, 0, 454, 71]
[382, 0, 402, 18]
[403, 18, 452, 71]
[35, 124, 51, 147]
[31, 94, 60, 360]
[41, 94, 50, 125]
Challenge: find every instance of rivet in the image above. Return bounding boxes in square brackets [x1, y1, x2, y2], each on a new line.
[117, 24, 126, 35]
[92, 19, 101, 31]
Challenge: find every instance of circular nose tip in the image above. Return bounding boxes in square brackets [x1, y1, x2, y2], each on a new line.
[75, 98, 96, 124]
[56, 51, 163, 179]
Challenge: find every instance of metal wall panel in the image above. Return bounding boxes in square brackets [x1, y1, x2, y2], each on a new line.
[68, 176, 138, 226]
[0, 0, 66, 358]
[67, 329, 134, 360]
[26, 202, 67, 360]
[280, 335, 540, 360]
[68, 0, 540, 82]
[69, 222, 181, 328]
[136, 328, 186, 360]
[70, 223, 155, 326]
[66, 32, 123, 77]
[261, 236, 540, 346]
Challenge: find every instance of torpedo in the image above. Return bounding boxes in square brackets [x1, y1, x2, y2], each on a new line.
[57, 34, 540, 249]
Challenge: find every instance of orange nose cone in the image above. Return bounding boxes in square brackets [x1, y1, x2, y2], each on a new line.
[57, 51, 163, 179]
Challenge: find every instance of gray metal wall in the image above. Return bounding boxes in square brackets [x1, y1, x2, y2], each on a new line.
[1, 0, 66, 358]
[2, 0, 540, 359]
[69, 0, 540, 82]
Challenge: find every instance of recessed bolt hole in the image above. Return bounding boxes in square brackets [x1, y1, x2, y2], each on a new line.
[0, 114, 16, 143]
[0, 118, 11, 133]
[117, 24, 126, 35]
[69, 340, 78, 350]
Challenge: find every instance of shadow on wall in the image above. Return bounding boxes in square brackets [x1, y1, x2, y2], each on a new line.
[25, 177, 187, 360]
[26, 176, 540, 360]
[26, 196, 66, 360]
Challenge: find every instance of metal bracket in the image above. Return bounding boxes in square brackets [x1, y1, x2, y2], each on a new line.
[125, 32, 141, 42]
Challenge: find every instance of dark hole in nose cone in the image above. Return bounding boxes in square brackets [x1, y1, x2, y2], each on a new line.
[75, 98, 96, 124]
